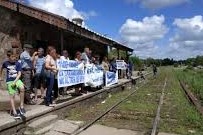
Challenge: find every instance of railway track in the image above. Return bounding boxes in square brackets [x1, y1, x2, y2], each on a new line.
[0, 73, 153, 135]
[67, 78, 167, 135]
[48, 67, 203, 135]
[151, 78, 167, 135]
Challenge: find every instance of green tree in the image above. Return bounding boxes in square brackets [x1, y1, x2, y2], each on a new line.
[129, 56, 143, 70]
[144, 57, 155, 67]
[195, 55, 203, 66]
[108, 49, 127, 60]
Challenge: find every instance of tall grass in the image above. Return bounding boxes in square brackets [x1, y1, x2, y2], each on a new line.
[176, 69, 203, 102]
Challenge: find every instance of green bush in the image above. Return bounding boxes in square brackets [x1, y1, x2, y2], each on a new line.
[176, 69, 203, 103]
[186, 65, 194, 70]
[174, 63, 179, 67]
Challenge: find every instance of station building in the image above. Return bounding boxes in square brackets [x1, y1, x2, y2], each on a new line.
[0, 1, 133, 60]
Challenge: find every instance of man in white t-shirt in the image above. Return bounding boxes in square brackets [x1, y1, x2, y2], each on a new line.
[81, 47, 90, 65]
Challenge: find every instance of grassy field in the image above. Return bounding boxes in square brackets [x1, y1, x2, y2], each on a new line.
[160, 67, 203, 135]
[65, 67, 203, 135]
[175, 68, 203, 103]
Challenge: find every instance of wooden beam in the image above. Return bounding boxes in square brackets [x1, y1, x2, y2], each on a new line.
[0, 1, 17, 11]
[60, 29, 64, 52]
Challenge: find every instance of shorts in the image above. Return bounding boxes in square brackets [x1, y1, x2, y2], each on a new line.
[7, 80, 24, 95]
[33, 73, 46, 89]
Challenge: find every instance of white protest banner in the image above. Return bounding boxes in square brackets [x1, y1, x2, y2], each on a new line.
[57, 59, 84, 70]
[116, 60, 126, 70]
[105, 71, 118, 87]
[57, 60, 85, 88]
[85, 64, 104, 87]
[57, 70, 85, 87]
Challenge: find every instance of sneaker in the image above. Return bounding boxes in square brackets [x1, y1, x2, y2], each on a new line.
[13, 113, 21, 119]
[49, 104, 56, 107]
[19, 107, 26, 115]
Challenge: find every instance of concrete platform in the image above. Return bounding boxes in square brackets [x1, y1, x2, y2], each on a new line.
[78, 124, 144, 135]
[52, 120, 79, 134]
[27, 115, 58, 132]
[0, 90, 20, 111]
[0, 78, 134, 135]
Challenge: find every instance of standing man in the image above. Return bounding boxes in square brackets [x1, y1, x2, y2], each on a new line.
[81, 47, 91, 92]
[20, 44, 36, 104]
[81, 47, 90, 65]
[126, 60, 133, 79]
[110, 57, 117, 73]
[152, 64, 157, 77]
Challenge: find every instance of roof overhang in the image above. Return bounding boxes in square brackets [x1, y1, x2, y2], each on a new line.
[0, 0, 133, 52]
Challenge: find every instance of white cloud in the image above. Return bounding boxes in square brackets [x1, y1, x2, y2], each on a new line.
[172, 16, 203, 42]
[119, 15, 168, 58]
[120, 15, 168, 43]
[27, 0, 97, 21]
[126, 0, 189, 9]
[81, 11, 98, 20]
[27, 0, 82, 19]
[133, 42, 159, 58]
[64, 0, 73, 8]
[169, 15, 203, 59]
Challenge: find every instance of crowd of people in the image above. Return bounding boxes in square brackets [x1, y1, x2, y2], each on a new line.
[0, 44, 133, 119]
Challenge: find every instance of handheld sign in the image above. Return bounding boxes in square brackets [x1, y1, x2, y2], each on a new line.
[116, 60, 126, 70]
[105, 71, 118, 87]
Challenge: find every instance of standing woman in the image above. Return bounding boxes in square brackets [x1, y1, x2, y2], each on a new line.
[44, 46, 58, 106]
[101, 56, 109, 71]
[74, 51, 84, 95]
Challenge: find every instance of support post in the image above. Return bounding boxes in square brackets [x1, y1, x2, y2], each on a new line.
[117, 48, 120, 59]
[126, 50, 129, 61]
[60, 29, 64, 52]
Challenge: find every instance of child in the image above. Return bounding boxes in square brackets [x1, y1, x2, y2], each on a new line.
[0, 49, 26, 119]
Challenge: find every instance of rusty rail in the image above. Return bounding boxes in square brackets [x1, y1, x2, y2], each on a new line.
[151, 78, 167, 135]
[179, 80, 203, 115]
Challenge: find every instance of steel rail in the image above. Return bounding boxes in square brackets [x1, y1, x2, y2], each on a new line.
[71, 79, 148, 135]
[151, 78, 167, 135]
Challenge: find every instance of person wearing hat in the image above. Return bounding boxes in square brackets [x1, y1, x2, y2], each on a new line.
[20, 43, 37, 105]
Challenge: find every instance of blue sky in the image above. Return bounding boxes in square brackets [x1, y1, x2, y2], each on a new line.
[17, 0, 203, 60]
